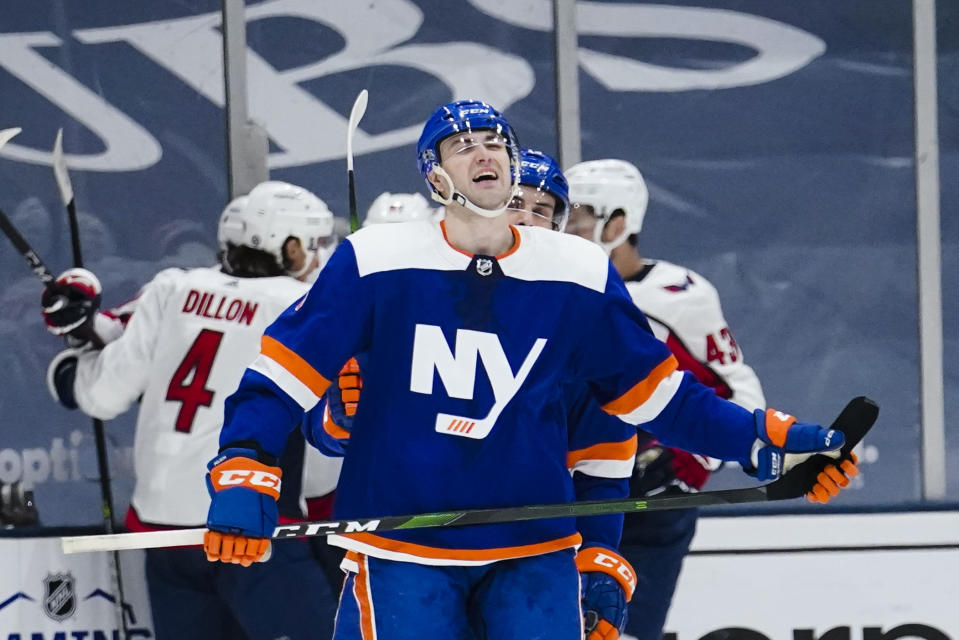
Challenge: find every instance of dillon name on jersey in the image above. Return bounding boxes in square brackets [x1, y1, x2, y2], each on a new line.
[221, 220, 759, 566]
[71, 266, 341, 528]
[180, 288, 260, 325]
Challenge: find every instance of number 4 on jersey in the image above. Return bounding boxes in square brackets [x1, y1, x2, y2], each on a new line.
[167, 329, 224, 432]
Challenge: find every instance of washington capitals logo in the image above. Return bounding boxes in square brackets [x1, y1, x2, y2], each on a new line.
[43, 572, 77, 622]
[664, 274, 694, 292]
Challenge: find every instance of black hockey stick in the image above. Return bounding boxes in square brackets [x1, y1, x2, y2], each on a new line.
[347, 89, 368, 233]
[62, 397, 878, 554]
[0, 207, 57, 284]
[0, 129, 56, 283]
[52, 131, 130, 639]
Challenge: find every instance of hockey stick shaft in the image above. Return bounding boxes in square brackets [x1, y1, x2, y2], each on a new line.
[62, 397, 878, 554]
[0, 208, 56, 284]
[0, 127, 51, 280]
[347, 89, 368, 233]
[51, 131, 129, 638]
[63, 487, 771, 553]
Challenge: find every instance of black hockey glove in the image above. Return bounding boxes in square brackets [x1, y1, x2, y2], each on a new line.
[41, 268, 102, 338]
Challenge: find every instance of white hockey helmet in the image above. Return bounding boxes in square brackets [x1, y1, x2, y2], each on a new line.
[565, 159, 649, 254]
[364, 192, 435, 226]
[219, 181, 336, 278]
[217, 195, 249, 260]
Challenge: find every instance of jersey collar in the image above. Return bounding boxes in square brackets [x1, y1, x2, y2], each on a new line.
[439, 219, 521, 261]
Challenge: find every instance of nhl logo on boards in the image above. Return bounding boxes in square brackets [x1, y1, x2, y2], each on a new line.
[43, 572, 77, 622]
[476, 258, 493, 277]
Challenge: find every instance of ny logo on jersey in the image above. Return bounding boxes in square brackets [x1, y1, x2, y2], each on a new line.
[410, 324, 546, 439]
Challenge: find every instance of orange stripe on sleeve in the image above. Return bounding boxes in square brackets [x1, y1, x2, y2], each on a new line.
[601, 355, 679, 416]
[260, 335, 331, 398]
[567, 434, 638, 469]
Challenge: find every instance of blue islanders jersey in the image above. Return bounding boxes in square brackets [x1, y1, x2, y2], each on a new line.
[220, 219, 757, 565]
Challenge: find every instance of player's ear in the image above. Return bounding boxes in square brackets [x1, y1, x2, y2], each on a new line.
[427, 170, 449, 199]
[603, 212, 626, 243]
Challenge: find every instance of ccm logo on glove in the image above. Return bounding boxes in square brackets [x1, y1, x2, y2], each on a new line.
[576, 547, 637, 600]
[210, 458, 282, 499]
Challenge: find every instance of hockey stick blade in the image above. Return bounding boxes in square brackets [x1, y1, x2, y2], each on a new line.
[346, 89, 368, 173]
[0, 127, 23, 151]
[765, 395, 878, 500]
[61, 396, 878, 554]
[52, 129, 75, 207]
[347, 89, 368, 233]
[52, 129, 87, 270]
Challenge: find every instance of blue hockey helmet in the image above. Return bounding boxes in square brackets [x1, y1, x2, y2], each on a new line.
[416, 99, 521, 218]
[515, 148, 570, 231]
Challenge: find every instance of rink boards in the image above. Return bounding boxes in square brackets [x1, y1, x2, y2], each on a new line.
[0, 511, 956, 638]
[662, 511, 959, 639]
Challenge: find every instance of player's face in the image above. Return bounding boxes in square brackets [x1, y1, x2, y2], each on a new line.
[507, 185, 557, 230]
[566, 202, 599, 240]
[436, 130, 512, 209]
[283, 236, 319, 281]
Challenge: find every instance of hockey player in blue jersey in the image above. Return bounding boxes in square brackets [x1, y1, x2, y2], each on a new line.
[507, 148, 570, 232]
[317, 148, 634, 639]
[203, 101, 860, 640]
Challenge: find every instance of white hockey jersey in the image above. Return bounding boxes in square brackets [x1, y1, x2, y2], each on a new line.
[624, 259, 764, 412]
[72, 266, 341, 527]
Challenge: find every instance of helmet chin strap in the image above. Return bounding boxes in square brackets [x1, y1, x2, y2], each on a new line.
[429, 166, 516, 219]
[593, 216, 630, 256]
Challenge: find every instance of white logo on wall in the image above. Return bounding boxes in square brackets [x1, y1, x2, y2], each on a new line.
[43, 573, 77, 622]
[0, 0, 533, 171]
[468, 0, 826, 92]
[0, 0, 824, 171]
[0, 429, 135, 489]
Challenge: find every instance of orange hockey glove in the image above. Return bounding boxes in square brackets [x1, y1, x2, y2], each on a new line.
[807, 452, 859, 504]
[576, 545, 636, 640]
[204, 448, 281, 566]
[337, 358, 362, 418]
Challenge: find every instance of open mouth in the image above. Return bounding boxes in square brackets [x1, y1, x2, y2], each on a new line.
[473, 170, 498, 183]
